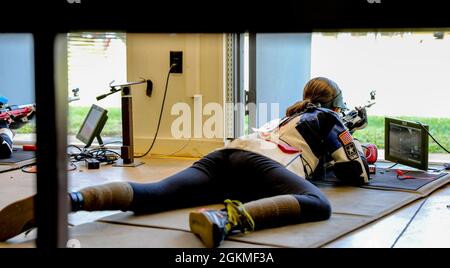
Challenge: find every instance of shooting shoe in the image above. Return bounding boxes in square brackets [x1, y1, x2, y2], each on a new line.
[189, 199, 255, 248]
[0, 195, 35, 241]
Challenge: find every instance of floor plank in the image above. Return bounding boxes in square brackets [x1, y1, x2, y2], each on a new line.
[0, 222, 273, 248]
[393, 185, 450, 248]
[324, 199, 424, 248]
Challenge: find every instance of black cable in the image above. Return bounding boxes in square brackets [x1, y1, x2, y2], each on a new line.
[0, 166, 22, 174]
[98, 149, 121, 158]
[21, 164, 37, 173]
[90, 149, 121, 159]
[91, 141, 123, 148]
[164, 138, 192, 157]
[417, 121, 450, 154]
[69, 146, 121, 164]
[67, 144, 83, 152]
[386, 162, 399, 169]
[135, 64, 176, 158]
[80, 142, 121, 162]
[87, 148, 121, 156]
[21, 162, 77, 173]
[390, 197, 428, 248]
[72, 151, 94, 162]
[68, 161, 77, 171]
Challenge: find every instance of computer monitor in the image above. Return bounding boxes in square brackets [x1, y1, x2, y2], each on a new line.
[385, 117, 429, 170]
[76, 104, 108, 148]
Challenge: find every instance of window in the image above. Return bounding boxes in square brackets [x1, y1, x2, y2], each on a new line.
[311, 31, 450, 160]
[67, 32, 126, 145]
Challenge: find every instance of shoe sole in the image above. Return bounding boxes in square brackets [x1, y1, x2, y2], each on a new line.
[0, 195, 35, 241]
[189, 211, 222, 248]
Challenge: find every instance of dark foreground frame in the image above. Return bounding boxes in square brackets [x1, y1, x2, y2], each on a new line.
[1, 0, 450, 248]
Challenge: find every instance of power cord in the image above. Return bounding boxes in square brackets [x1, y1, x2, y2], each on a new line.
[21, 161, 77, 173]
[417, 122, 449, 171]
[22, 144, 119, 173]
[135, 64, 177, 158]
[385, 162, 399, 169]
[417, 121, 449, 153]
[67, 144, 121, 166]
[92, 141, 123, 148]
[164, 138, 192, 157]
[21, 163, 37, 174]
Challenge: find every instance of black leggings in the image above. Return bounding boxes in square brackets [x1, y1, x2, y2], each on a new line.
[129, 149, 331, 222]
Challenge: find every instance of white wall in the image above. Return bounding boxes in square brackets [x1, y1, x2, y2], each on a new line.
[127, 33, 225, 157]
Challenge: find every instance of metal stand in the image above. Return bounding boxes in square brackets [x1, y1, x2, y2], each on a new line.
[113, 86, 144, 167]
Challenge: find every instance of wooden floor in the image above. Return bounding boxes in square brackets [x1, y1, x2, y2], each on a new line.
[0, 156, 449, 248]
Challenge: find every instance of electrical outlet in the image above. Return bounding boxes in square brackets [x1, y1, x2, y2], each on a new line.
[170, 51, 183, 73]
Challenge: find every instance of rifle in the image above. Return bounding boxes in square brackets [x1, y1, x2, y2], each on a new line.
[0, 103, 36, 129]
[0, 86, 78, 130]
[342, 90, 376, 132]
